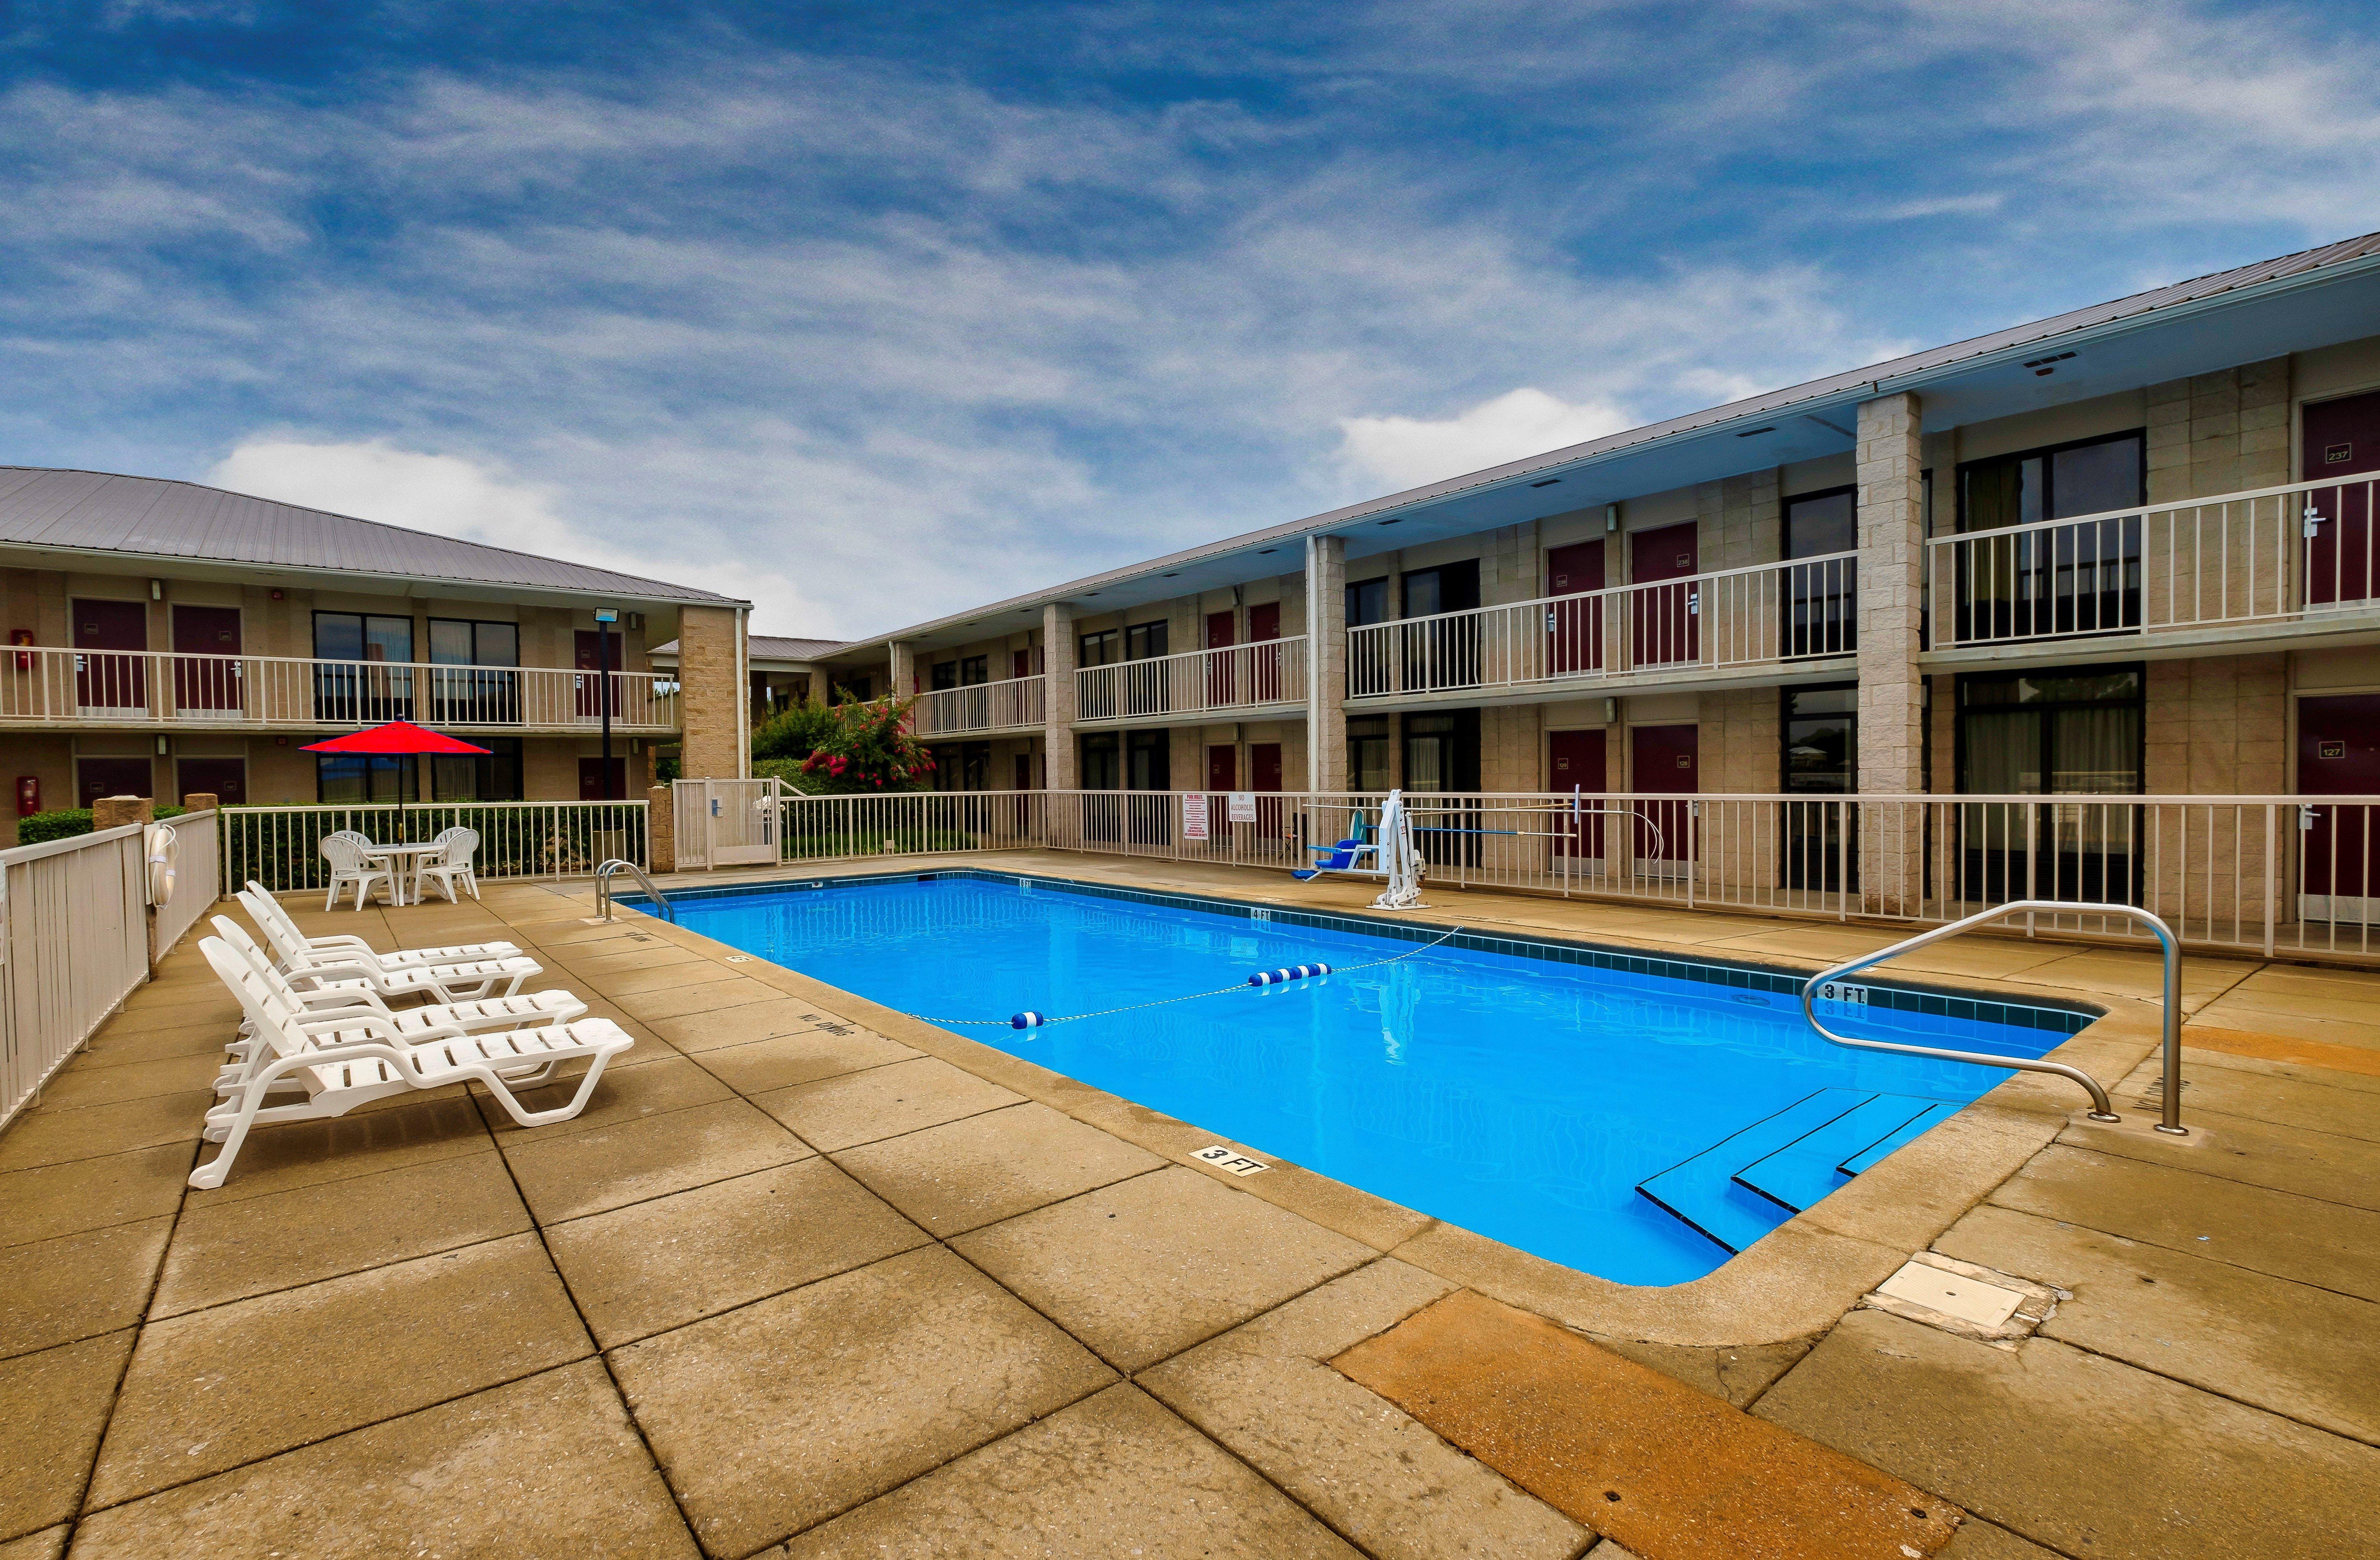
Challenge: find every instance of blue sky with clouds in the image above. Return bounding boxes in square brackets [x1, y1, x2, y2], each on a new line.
[2, 1, 2374, 634]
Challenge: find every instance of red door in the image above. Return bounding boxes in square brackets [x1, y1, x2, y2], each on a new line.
[1250, 740, 1283, 839]
[575, 631, 622, 718]
[1207, 745, 1236, 792]
[1549, 729, 1605, 856]
[2304, 392, 2380, 606]
[73, 599, 148, 712]
[171, 605, 242, 714]
[1012, 649, 1034, 680]
[1546, 540, 1605, 676]
[1206, 610, 1237, 705]
[176, 757, 247, 806]
[77, 756, 153, 808]
[2300, 694, 2380, 916]
[579, 757, 627, 800]
[1248, 602, 1282, 701]
[1629, 523, 1700, 667]
[1630, 723, 1698, 867]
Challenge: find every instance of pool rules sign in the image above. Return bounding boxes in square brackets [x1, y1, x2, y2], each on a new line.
[1182, 792, 1210, 840]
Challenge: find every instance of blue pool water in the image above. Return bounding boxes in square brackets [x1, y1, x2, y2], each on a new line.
[653, 874, 2073, 1285]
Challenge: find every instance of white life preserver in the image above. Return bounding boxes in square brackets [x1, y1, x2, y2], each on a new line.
[146, 824, 178, 908]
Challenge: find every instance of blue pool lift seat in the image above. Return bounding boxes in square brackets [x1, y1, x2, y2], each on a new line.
[1292, 835, 1381, 881]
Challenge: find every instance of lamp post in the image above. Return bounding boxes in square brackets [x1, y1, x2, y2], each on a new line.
[594, 608, 617, 801]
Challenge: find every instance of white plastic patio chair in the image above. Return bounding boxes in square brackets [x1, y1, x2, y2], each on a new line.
[207, 920, 589, 1096]
[238, 882, 523, 968]
[414, 827, 482, 905]
[236, 887, 542, 1004]
[320, 835, 395, 911]
[192, 936, 633, 1189]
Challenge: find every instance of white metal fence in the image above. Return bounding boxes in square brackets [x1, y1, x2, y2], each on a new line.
[765, 788, 2380, 962]
[0, 823, 150, 1131]
[1347, 554, 1856, 699]
[674, 780, 782, 868]
[0, 647, 679, 733]
[222, 800, 648, 896]
[1077, 637, 1307, 722]
[912, 675, 1047, 737]
[1924, 473, 2380, 651]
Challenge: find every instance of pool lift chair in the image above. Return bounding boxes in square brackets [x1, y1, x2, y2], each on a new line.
[1292, 789, 1427, 911]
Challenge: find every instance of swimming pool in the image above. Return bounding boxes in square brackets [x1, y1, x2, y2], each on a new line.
[646, 873, 2083, 1286]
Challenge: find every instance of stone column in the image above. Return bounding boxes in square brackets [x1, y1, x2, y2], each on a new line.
[887, 640, 915, 700]
[1042, 603, 1078, 847]
[647, 783, 675, 872]
[1856, 391, 1925, 914]
[179, 792, 218, 814]
[675, 604, 747, 780]
[92, 794, 153, 832]
[1305, 534, 1347, 794]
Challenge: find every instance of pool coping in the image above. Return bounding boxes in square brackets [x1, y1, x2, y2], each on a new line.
[615, 868, 2170, 1350]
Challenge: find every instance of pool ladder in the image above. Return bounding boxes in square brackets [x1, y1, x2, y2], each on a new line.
[1800, 900, 2185, 1136]
[595, 859, 675, 923]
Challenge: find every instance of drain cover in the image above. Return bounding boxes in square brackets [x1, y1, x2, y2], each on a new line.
[1861, 1251, 2063, 1344]
[1877, 1262, 2023, 1328]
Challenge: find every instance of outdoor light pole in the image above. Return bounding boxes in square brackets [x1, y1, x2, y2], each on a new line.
[595, 608, 618, 801]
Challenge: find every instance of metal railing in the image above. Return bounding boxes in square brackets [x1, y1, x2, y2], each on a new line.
[0, 646, 680, 731]
[1925, 473, 2380, 651]
[596, 858, 674, 922]
[912, 674, 1046, 737]
[222, 800, 648, 895]
[0, 822, 151, 1131]
[1347, 552, 1856, 699]
[1803, 900, 2184, 1133]
[1076, 637, 1307, 723]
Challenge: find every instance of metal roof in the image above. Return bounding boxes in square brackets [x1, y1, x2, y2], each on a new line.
[820, 227, 2380, 658]
[650, 634, 839, 663]
[0, 466, 749, 607]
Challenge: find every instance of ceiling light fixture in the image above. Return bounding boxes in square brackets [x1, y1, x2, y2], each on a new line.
[1378, 518, 1404, 526]
[1529, 478, 1561, 489]
[1735, 426, 1777, 438]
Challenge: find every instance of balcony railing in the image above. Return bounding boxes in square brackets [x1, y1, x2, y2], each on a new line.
[0, 647, 680, 731]
[1346, 552, 1857, 699]
[1075, 636, 1307, 723]
[911, 674, 1046, 737]
[1924, 474, 2380, 652]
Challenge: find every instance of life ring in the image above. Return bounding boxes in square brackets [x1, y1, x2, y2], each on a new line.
[146, 824, 178, 908]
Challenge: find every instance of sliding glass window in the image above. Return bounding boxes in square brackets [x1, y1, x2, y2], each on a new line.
[428, 618, 520, 725]
[1955, 431, 2146, 642]
[1955, 664, 2145, 905]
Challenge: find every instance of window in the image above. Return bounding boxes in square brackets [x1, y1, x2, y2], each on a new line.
[1400, 561, 1481, 688]
[1960, 431, 2145, 533]
[1401, 560, 1479, 618]
[317, 753, 416, 805]
[1348, 716, 1393, 792]
[313, 612, 415, 722]
[1081, 733, 1120, 789]
[1955, 432, 2145, 643]
[960, 655, 988, 685]
[931, 661, 959, 691]
[1781, 684, 1857, 889]
[428, 618, 520, 724]
[432, 737, 521, 801]
[831, 674, 872, 703]
[427, 619, 518, 667]
[314, 612, 413, 664]
[1956, 664, 2145, 904]
[1124, 621, 1168, 660]
[1078, 629, 1120, 668]
[1126, 729, 1171, 789]
[1345, 578, 1389, 627]
[1782, 486, 1858, 658]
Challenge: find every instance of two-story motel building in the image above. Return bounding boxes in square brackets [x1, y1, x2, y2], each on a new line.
[0, 468, 751, 845]
[809, 232, 2380, 898]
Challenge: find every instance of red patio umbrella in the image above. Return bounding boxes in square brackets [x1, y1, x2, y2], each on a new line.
[303, 721, 491, 835]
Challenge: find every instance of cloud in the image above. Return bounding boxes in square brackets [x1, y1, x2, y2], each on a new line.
[1336, 389, 1636, 493]
[204, 438, 824, 635]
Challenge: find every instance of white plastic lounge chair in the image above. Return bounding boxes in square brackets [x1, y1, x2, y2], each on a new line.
[192, 935, 633, 1189]
[236, 886, 542, 1003]
[320, 835, 395, 910]
[414, 827, 482, 905]
[238, 882, 523, 968]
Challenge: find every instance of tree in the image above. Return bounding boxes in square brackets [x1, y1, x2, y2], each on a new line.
[796, 691, 935, 791]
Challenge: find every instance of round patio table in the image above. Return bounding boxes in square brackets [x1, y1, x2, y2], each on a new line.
[359, 841, 446, 907]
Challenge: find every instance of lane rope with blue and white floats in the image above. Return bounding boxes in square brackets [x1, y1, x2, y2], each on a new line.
[909, 923, 1465, 1032]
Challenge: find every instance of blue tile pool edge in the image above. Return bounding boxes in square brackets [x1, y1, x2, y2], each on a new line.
[623, 867, 2101, 1039]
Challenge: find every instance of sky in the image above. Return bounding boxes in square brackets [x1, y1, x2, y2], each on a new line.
[3, 1, 2376, 637]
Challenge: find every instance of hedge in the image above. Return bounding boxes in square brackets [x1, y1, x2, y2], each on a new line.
[17, 805, 188, 846]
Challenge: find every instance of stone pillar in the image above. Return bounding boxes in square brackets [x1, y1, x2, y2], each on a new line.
[179, 792, 218, 814]
[1856, 391, 1926, 914]
[1305, 534, 1347, 794]
[647, 784, 675, 872]
[1042, 603, 1078, 847]
[92, 794, 153, 832]
[675, 605, 748, 780]
[887, 640, 915, 700]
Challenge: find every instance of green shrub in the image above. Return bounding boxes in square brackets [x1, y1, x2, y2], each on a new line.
[17, 804, 185, 845]
[751, 695, 842, 762]
[795, 692, 935, 792]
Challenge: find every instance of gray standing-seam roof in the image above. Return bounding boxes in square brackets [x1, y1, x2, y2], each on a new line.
[649, 634, 841, 662]
[0, 466, 749, 606]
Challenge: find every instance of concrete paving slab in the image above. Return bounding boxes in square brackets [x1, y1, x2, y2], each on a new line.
[86, 1232, 589, 1509]
[1142, 1264, 1585, 1560]
[610, 1244, 1114, 1557]
[545, 1158, 928, 1348]
[2057, 1106, 2380, 1208]
[1582, 1336, 1814, 1410]
[469, 1051, 730, 1141]
[177, 1092, 493, 1203]
[755, 1054, 1025, 1152]
[951, 1166, 1376, 1372]
[0, 1091, 214, 1172]
[67, 1360, 698, 1560]
[0, 1143, 190, 1248]
[500, 1096, 813, 1223]
[0, 1218, 171, 1361]
[150, 1152, 532, 1319]
[775, 1383, 1364, 1559]
[1990, 1143, 2380, 1299]
[1936, 1203, 2380, 1444]
[833, 1101, 1164, 1236]
[2120, 1052, 2380, 1137]
[33, 1053, 220, 1113]
[1936, 1518, 2064, 1559]
[693, 1028, 920, 1093]
[1337, 1289, 1961, 1560]
[2181, 1039, 2380, 1093]
[93, 1000, 238, 1036]
[648, 996, 853, 1053]
[1753, 1308, 2380, 1559]
[0, 1527, 65, 1560]
[0, 1331, 133, 1542]
[581, 957, 746, 996]
[70, 1022, 232, 1069]
[615, 975, 789, 1022]
[2003, 951, 2259, 1008]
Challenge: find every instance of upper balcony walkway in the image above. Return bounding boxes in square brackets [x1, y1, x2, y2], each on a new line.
[912, 674, 1046, 738]
[0, 647, 680, 734]
[1074, 637, 1307, 728]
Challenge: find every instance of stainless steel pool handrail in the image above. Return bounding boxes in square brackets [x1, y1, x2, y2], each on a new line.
[1800, 900, 2185, 1136]
[596, 859, 674, 923]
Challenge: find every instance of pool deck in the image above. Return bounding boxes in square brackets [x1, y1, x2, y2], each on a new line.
[2, 851, 2375, 1558]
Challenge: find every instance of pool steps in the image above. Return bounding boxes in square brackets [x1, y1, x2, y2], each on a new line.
[1635, 1088, 1957, 1254]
